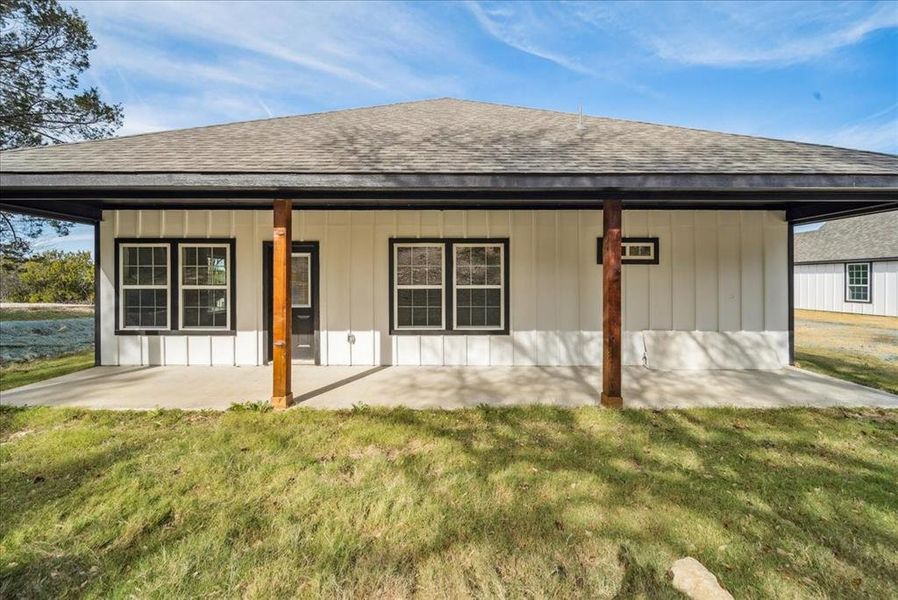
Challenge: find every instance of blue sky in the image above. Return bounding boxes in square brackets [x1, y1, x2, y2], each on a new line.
[43, 0, 898, 252]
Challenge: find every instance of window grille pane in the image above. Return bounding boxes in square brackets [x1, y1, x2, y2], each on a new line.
[182, 289, 228, 328]
[139, 247, 153, 265]
[123, 288, 167, 328]
[397, 247, 412, 265]
[395, 280, 442, 327]
[456, 287, 502, 328]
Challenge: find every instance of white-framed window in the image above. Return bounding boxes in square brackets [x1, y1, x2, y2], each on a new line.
[597, 237, 659, 265]
[179, 243, 231, 329]
[291, 252, 311, 308]
[453, 243, 505, 330]
[393, 243, 445, 330]
[846, 262, 871, 303]
[622, 241, 655, 261]
[119, 243, 170, 330]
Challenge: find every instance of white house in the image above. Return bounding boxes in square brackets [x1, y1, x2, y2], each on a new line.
[2, 99, 896, 407]
[794, 212, 898, 317]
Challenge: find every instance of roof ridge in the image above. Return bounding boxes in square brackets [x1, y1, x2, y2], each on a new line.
[1, 96, 896, 159]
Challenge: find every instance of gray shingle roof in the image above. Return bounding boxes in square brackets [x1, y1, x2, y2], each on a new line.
[2, 98, 896, 175]
[794, 211, 898, 263]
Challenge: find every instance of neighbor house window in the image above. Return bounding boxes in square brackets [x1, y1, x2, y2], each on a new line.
[393, 243, 445, 330]
[180, 243, 231, 329]
[846, 262, 871, 303]
[453, 243, 504, 330]
[120, 244, 170, 330]
[390, 238, 509, 334]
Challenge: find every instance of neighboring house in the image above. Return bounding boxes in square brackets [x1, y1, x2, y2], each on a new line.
[1, 99, 896, 406]
[794, 212, 898, 317]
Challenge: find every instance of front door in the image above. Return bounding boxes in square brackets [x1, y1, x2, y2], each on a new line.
[291, 252, 314, 361]
[264, 241, 319, 364]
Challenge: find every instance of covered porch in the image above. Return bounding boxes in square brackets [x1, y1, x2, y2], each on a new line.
[3, 363, 896, 411]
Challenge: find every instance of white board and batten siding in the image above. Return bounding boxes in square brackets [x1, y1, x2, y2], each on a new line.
[99, 209, 790, 369]
[795, 261, 898, 317]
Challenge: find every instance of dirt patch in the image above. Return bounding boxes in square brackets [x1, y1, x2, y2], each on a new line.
[796, 310, 898, 363]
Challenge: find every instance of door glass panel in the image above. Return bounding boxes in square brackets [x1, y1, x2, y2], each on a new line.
[291, 253, 311, 307]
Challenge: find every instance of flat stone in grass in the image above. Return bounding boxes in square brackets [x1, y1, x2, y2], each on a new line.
[668, 557, 734, 600]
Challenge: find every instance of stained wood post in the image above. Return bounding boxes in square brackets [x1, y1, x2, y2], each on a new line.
[271, 199, 293, 408]
[601, 200, 623, 408]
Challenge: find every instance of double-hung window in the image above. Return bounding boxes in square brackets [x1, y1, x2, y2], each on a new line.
[454, 244, 504, 330]
[393, 243, 445, 330]
[116, 238, 235, 333]
[120, 244, 170, 330]
[180, 244, 231, 329]
[846, 262, 871, 303]
[390, 238, 508, 334]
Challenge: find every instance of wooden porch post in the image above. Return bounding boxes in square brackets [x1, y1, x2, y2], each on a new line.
[271, 199, 293, 408]
[601, 199, 623, 408]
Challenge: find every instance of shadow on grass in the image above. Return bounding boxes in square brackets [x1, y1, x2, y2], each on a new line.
[357, 405, 898, 597]
[795, 348, 898, 394]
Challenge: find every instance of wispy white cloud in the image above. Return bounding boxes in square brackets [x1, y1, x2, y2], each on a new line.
[466, 1, 596, 76]
[627, 1, 898, 67]
[789, 103, 898, 153]
[817, 118, 898, 153]
[72, 0, 472, 135]
[468, 1, 898, 71]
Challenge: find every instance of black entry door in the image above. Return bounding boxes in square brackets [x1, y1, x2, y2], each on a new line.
[265, 242, 319, 364]
[291, 251, 314, 361]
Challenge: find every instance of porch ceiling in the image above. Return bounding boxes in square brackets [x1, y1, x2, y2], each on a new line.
[3, 365, 896, 411]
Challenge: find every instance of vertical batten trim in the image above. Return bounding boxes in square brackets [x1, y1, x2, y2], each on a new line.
[254, 210, 261, 365]
[348, 211, 353, 366]
[372, 210, 377, 365]
[530, 211, 536, 365]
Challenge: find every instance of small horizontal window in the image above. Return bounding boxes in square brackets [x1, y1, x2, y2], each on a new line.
[597, 237, 659, 265]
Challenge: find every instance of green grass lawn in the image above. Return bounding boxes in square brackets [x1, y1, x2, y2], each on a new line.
[0, 307, 94, 321]
[1, 406, 896, 599]
[795, 348, 898, 395]
[0, 350, 95, 392]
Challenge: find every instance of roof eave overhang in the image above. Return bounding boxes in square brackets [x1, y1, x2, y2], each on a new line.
[1, 172, 896, 224]
[2, 171, 898, 196]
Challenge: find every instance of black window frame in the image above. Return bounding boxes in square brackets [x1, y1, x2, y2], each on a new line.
[596, 237, 660, 265]
[114, 238, 237, 335]
[844, 261, 872, 304]
[389, 237, 510, 335]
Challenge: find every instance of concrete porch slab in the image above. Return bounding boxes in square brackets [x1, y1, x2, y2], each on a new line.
[1, 364, 896, 411]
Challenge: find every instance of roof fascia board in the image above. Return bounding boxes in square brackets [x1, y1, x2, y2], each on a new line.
[795, 257, 898, 265]
[3, 172, 898, 192]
